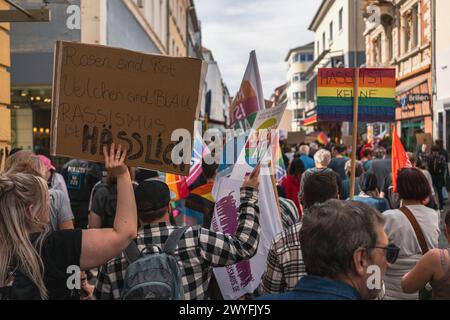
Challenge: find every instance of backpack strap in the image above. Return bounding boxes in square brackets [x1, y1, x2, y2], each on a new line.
[399, 207, 429, 255]
[163, 227, 188, 255]
[124, 241, 142, 264]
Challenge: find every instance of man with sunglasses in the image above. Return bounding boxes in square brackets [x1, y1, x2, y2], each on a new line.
[259, 200, 399, 300]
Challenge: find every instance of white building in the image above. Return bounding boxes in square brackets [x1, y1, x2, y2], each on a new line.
[285, 43, 314, 132]
[434, 0, 450, 151]
[201, 47, 230, 130]
[305, 0, 366, 138]
[9, 0, 171, 156]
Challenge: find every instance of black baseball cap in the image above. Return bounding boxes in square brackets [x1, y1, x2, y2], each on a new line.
[135, 180, 171, 213]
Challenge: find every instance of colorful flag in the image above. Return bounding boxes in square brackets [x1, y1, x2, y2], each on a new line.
[212, 53, 285, 299]
[166, 173, 189, 202]
[317, 131, 329, 145]
[230, 51, 265, 131]
[392, 124, 412, 192]
[271, 131, 286, 182]
[317, 68, 396, 123]
[186, 121, 208, 188]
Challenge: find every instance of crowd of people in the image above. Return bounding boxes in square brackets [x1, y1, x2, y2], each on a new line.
[0, 135, 449, 301]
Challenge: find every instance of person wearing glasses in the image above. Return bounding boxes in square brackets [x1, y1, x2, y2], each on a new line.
[382, 168, 440, 300]
[259, 200, 398, 300]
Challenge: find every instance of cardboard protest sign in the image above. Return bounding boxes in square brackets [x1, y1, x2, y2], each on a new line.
[287, 131, 306, 145]
[0, 107, 10, 142]
[342, 135, 353, 148]
[51, 41, 207, 176]
[317, 68, 396, 123]
[416, 133, 433, 147]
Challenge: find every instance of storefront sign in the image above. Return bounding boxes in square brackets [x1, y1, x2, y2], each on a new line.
[408, 94, 430, 104]
[51, 41, 207, 175]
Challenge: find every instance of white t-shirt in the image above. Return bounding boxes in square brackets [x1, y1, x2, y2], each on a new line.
[383, 205, 440, 300]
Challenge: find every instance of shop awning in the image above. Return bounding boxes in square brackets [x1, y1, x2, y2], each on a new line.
[304, 114, 317, 126]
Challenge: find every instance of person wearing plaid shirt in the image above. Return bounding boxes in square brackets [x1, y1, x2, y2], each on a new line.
[94, 166, 261, 300]
[259, 171, 339, 294]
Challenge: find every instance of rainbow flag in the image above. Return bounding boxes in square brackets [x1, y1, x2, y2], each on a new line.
[317, 68, 396, 123]
[186, 122, 208, 188]
[317, 131, 329, 145]
[166, 173, 189, 202]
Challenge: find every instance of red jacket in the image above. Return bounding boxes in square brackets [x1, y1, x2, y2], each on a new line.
[280, 175, 302, 217]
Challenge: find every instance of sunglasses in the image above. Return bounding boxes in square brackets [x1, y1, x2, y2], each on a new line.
[368, 244, 400, 264]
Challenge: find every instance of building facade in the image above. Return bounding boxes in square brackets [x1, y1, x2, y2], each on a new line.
[305, 0, 367, 140]
[8, 0, 173, 157]
[0, 1, 10, 171]
[168, 0, 188, 57]
[434, 0, 450, 151]
[201, 47, 230, 130]
[364, 0, 433, 151]
[187, 0, 202, 59]
[285, 43, 314, 132]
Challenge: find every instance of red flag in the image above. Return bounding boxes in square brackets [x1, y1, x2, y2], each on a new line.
[392, 124, 412, 192]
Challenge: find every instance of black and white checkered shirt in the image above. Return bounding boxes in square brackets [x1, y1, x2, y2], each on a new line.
[94, 187, 260, 300]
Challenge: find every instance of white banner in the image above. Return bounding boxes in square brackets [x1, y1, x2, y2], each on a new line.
[211, 163, 281, 300]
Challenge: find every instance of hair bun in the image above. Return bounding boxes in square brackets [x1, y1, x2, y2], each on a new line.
[0, 175, 15, 196]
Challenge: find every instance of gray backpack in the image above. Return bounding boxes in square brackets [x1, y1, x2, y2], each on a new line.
[121, 227, 187, 300]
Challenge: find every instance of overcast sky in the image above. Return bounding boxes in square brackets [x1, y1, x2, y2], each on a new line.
[195, 0, 322, 98]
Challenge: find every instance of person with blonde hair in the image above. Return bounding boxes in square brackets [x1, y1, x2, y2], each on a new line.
[5, 152, 74, 232]
[0, 144, 137, 300]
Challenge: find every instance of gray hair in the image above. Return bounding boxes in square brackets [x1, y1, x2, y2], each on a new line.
[299, 145, 310, 156]
[344, 160, 364, 177]
[314, 149, 332, 166]
[300, 200, 384, 279]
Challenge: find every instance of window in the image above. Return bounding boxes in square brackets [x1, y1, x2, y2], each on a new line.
[293, 109, 304, 120]
[329, 21, 334, 42]
[402, 4, 420, 54]
[372, 34, 382, 65]
[339, 8, 343, 31]
[317, 42, 320, 56]
[387, 30, 393, 61]
[292, 73, 306, 82]
[293, 91, 306, 103]
[293, 53, 314, 64]
[322, 32, 326, 51]
[300, 92, 306, 100]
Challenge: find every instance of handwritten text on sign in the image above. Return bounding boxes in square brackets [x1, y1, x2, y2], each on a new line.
[51, 41, 206, 175]
[316, 68, 396, 123]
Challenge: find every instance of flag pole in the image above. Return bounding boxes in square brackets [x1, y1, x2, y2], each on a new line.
[349, 67, 359, 200]
[349, 2, 359, 200]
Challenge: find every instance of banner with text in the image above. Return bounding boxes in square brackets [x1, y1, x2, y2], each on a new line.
[317, 68, 396, 123]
